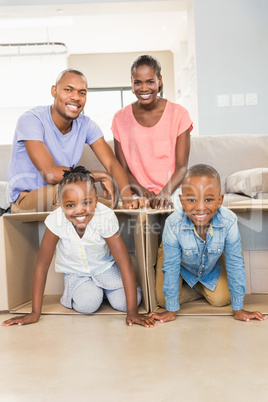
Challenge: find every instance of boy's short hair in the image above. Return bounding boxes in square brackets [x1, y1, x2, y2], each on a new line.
[183, 164, 221, 188]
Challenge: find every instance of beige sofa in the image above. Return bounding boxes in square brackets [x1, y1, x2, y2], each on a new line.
[1, 134, 268, 214]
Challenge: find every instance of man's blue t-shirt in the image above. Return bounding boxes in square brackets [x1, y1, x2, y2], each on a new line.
[8, 105, 103, 202]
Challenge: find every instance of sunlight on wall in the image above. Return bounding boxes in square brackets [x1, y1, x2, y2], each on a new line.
[0, 54, 67, 145]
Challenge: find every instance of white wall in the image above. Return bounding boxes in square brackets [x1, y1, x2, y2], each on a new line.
[68, 51, 175, 101]
[193, 0, 268, 135]
[0, 54, 67, 145]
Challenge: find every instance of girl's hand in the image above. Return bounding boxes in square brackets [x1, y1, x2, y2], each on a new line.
[126, 312, 157, 328]
[148, 310, 177, 323]
[1, 312, 40, 327]
[151, 192, 174, 210]
[233, 309, 267, 322]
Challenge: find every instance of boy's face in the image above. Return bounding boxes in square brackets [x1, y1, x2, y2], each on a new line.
[179, 175, 224, 230]
[61, 181, 98, 235]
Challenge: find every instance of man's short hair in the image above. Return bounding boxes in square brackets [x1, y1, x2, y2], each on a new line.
[56, 69, 88, 86]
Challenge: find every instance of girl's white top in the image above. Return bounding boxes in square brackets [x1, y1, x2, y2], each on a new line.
[45, 203, 119, 276]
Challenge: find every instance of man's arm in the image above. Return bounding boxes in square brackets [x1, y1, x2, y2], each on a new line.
[24, 140, 68, 184]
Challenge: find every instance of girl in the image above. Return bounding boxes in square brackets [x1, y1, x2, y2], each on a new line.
[2, 166, 155, 328]
[112, 54, 193, 210]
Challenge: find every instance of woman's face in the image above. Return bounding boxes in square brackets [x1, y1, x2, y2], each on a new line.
[131, 65, 162, 105]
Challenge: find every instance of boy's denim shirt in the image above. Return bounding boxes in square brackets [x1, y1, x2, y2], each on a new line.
[162, 206, 246, 312]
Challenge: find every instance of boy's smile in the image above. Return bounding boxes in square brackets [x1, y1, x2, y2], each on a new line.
[179, 176, 224, 237]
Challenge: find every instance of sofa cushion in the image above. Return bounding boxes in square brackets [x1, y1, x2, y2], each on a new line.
[189, 135, 268, 194]
[226, 168, 268, 198]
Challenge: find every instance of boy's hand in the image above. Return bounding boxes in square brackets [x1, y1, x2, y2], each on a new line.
[126, 312, 157, 328]
[1, 312, 40, 327]
[233, 309, 267, 322]
[148, 310, 177, 323]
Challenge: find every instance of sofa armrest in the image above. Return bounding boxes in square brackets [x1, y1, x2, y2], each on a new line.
[0, 181, 10, 210]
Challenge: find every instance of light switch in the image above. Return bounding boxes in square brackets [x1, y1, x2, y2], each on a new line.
[232, 94, 244, 106]
[217, 94, 230, 107]
[246, 93, 258, 105]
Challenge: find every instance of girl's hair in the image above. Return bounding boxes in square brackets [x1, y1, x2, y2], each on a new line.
[58, 165, 96, 196]
[131, 54, 163, 93]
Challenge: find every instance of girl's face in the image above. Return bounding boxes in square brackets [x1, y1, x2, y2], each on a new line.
[131, 65, 162, 105]
[60, 181, 98, 236]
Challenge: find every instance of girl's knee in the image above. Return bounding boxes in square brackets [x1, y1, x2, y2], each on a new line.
[72, 284, 103, 314]
[107, 286, 142, 312]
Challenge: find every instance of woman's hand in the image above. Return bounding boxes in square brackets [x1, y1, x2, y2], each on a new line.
[1, 312, 40, 327]
[126, 312, 157, 328]
[150, 191, 174, 210]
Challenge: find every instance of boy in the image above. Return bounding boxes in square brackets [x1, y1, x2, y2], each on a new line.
[150, 164, 266, 323]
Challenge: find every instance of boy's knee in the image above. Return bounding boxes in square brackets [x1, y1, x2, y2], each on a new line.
[209, 293, 231, 307]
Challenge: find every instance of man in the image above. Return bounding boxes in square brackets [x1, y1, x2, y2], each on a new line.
[8, 69, 142, 213]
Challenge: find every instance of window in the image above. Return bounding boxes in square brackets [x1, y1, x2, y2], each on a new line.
[83, 87, 136, 142]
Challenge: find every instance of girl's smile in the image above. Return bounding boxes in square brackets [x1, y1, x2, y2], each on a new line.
[60, 181, 98, 237]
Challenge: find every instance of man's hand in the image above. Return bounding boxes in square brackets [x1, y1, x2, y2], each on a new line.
[99, 176, 119, 209]
[148, 310, 177, 323]
[233, 309, 267, 322]
[1, 312, 40, 327]
[122, 196, 150, 210]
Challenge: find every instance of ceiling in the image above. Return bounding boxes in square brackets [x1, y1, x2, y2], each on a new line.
[0, 0, 190, 55]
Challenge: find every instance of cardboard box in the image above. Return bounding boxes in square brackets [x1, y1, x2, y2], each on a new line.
[142, 204, 268, 314]
[0, 210, 149, 315]
[1, 201, 267, 317]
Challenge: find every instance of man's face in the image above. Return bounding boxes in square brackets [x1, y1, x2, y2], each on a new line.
[51, 72, 87, 121]
[179, 175, 224, 231]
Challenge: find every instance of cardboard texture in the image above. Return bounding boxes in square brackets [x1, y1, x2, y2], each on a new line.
[142, 206, 268, 314]
[1, 202, 267, 316]
[0, 210, 149, 315]
[155, 294, 268, 316]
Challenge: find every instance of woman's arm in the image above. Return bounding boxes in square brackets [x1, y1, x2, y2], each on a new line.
[91, 137, 144, 209]
[2, 228, 59, 326]
[114, 139, 152, 207]
[151, 128, 191, 209]
[105, 233, 156, 327]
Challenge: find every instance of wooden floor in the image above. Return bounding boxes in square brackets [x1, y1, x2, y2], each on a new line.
[1, 311, 268, 402]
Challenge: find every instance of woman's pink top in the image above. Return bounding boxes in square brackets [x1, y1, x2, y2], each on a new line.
[111, 100, 192, 195]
